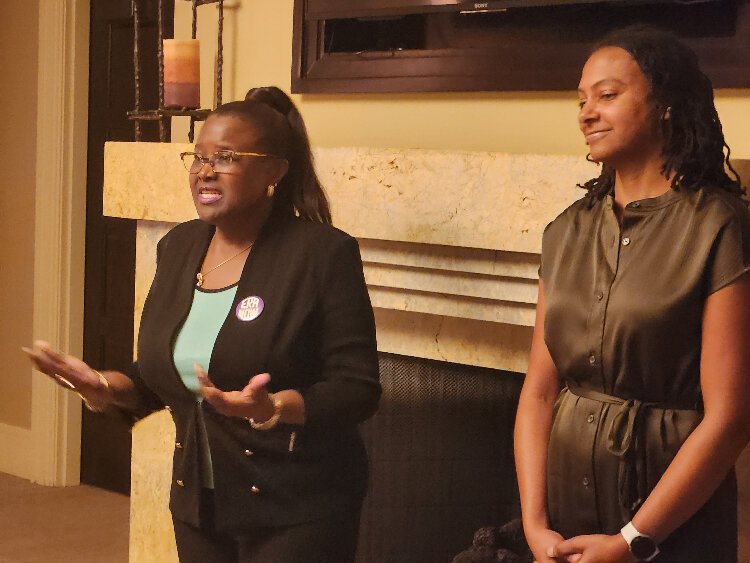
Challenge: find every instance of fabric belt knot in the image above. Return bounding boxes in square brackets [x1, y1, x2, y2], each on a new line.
[605, 398, 647, 515]
[606, 398, 643, 457]
[565, 383, 700, 520]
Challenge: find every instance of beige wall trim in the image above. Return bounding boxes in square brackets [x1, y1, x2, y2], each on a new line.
[0, 424, 33, 478]
[25, 0, 90, 486]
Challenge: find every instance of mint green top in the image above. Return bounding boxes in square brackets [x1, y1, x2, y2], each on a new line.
[173, 284, 238, 489]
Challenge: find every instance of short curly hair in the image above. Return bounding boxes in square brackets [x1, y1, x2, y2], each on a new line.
[579, 25, 745, 206]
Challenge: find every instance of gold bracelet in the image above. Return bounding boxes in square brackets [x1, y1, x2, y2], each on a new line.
[52, 373, 76, 390]
[81, 370, 112, 413]
[93, 370, 111, 392]
[247, 395, 282, 431]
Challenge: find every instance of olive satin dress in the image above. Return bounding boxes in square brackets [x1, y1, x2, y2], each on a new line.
[540, 187, 750, 562]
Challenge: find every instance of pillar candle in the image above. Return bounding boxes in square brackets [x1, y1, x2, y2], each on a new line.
[163, 39, 200, 110]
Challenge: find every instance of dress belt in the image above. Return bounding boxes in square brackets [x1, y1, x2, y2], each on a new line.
[566, 383, 702, 519]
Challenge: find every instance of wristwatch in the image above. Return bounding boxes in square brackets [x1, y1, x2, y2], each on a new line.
[620, 521, 660, 561]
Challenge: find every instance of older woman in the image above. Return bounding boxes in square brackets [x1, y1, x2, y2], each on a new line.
[24, 86, 380, 562]
[514, 26, 750, 563]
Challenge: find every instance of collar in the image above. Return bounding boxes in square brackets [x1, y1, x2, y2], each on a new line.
[603, 188, 684, 213]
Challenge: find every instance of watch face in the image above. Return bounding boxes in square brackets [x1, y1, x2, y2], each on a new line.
[630, 535, 658, 559]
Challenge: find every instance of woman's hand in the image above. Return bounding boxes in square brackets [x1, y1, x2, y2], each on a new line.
[549, 534, 635, 563]
[21, 340, 111, 411]
[526, 527, 572, 562]
[195, 364, 276, 422]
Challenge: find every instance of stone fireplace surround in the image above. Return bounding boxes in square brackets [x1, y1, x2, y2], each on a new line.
[103, 143, 750, 561]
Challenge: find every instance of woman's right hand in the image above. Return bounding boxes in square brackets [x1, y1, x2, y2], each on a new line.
[21, 340, 111, 412]
[527, 526, 576, 562]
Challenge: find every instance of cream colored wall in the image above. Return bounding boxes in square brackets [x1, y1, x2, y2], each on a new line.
[174, 1, 750, 158]
[0, 0, 39, 429]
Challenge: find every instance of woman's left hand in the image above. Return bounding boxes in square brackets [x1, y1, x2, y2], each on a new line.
[549, 534, 635, 563]
[195, 363, 276, 422]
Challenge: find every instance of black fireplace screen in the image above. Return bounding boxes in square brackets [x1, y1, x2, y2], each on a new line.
[357, 353, 524, 562]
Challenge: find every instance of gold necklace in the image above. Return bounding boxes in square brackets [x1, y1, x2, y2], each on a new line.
[196, 243, 253, 288]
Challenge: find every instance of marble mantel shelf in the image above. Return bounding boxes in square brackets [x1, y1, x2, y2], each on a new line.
[105, 142, 593, 254]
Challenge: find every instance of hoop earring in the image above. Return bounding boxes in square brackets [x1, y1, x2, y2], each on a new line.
[267, 184, 276, 198]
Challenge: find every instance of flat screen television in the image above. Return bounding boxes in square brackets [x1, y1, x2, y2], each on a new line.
[305, 0, 726, 19]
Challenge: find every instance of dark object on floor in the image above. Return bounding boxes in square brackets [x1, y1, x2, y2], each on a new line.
[452, 519, 533, 563]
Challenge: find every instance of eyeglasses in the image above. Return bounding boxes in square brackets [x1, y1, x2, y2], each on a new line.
[179, 150, 282, 174]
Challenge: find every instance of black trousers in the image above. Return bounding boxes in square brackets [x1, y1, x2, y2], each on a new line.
[172, 490, 361, 563]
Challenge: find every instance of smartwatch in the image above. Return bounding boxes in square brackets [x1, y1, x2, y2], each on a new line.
[620, 521, 660, 561]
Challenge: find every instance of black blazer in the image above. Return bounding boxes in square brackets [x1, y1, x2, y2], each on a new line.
[126, 216, 381, 533]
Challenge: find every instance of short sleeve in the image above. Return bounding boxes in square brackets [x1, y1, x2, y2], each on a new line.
[538, 220, 554, 281]
[705, 211, 750, 295]
[537, 259, 543, 280]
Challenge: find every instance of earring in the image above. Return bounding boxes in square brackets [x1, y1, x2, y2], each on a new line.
[663, 106, 672, 120]
[267, 183, 276, 198]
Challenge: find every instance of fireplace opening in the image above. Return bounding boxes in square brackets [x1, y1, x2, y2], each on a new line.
[357, 353, 524, 562]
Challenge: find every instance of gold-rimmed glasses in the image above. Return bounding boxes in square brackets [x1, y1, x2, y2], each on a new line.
[179, 150, 282, 174]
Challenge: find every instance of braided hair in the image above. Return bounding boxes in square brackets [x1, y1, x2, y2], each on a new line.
[579, 25, 745, 206]
[210, 86, 332, 224]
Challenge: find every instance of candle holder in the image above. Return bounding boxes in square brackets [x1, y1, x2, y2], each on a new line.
[128, 0, 225, 143]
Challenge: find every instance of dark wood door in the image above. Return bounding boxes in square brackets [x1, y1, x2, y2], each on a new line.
[82, 0, 173, 494]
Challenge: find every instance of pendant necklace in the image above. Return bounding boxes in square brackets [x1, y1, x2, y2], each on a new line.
[196, 243, 254, 288]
